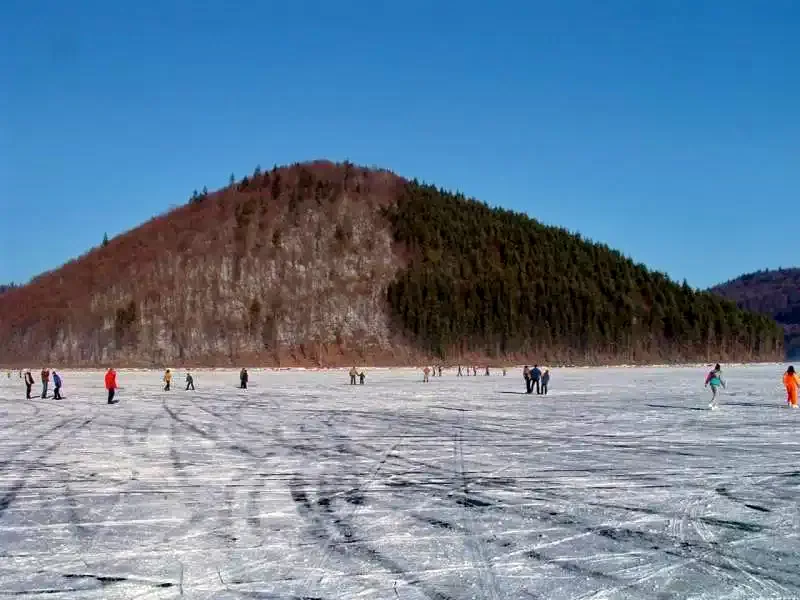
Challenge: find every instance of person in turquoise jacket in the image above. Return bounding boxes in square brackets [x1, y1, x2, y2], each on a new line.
[704, 363, 725, 409]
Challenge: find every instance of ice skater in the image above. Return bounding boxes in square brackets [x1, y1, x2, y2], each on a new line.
[523, 365, 531, 393]
[704, 363, 725, 409]
[105, 367, 118, 404]
[359, 371, 366, 385]
[163, 369, 172, 391]
[783, 366, 798, 408]
[186, 371, 195, 390]
[52, 371, 63, 400]
[423, 366, 431, 382]
[438, 366, 442, 377]
[239, 368, 248, 389]
[457, 365, 463, 377]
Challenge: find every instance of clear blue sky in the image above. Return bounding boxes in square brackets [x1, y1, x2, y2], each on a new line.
[2, 0, 798, 289]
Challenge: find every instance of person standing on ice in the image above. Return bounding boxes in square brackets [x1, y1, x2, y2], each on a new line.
[52, 371, 63, 400]
[541, 369, 550, 395]
[523, 365, 531, 393]
[24, 370, 34, 399]
[704, 364, 725, 409]
[530, 365, 542, 394]
[359, 371, 366, 385]
[239, 368, 248, 389]
[40, 368, 50, 398]
[438, 366, 442, 377]
[457, 365, 463, 376]
[423, 366, 430, 382]
[783, 366, 799, 408]
[185, 371, 195, 390]
[105, 367, 118, 404]
[163, 369, 172, 391]
[349, 366, 358, 385]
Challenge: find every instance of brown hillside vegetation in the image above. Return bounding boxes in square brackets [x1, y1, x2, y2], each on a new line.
[1, 161, 412, 366]
[0, 160, 783, 367]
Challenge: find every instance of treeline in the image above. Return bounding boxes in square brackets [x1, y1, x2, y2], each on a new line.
[385, 181, 783, 362]
[0, 283, 17, 295]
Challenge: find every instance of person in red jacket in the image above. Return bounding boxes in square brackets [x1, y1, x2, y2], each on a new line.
[105, 367, 118, 404]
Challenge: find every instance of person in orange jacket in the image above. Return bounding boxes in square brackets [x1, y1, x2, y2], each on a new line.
[783, 366, 799, 408]
[105, 367, 118, 404]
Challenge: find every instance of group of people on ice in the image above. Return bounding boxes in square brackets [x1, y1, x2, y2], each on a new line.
[348, 367, 366, 385]
[453, 365, 508, 377]
[11, 363, 800, 408]
[162, 369, 195, 391]
[21, 368, 63, 400]
[702, 363, 799, 409]
[523, 365, 550, 394]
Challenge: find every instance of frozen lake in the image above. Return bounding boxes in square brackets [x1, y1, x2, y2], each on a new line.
[0, 365, 798, 599]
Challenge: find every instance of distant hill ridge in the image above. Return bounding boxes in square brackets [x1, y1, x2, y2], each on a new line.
[0, 160, 783, 366]
[711, 268, 800, 360]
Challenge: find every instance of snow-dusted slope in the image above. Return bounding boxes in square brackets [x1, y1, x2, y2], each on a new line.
[0, 365, 797, 599]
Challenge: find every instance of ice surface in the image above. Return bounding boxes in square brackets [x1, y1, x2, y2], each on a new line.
[0, 365, 798, 599]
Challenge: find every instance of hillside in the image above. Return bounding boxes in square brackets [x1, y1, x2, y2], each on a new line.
[711, 268, 800, 359]
[0, 160, 783, 367]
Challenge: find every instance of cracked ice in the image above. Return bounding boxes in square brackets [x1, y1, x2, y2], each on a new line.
[0, 365, 798, 599]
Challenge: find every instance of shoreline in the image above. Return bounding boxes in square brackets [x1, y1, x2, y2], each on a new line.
[1, 361, 789, 373]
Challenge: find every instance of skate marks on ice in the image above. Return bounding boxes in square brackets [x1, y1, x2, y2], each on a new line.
[0, 365, 798, 598]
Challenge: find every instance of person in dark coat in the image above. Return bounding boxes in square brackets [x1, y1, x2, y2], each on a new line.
[523, 366, 531, 393]
[531, 365, 542, 395]
[186, 372, 195, 390]
[240, 368, 248, 389]
[24, 370, 34, 399]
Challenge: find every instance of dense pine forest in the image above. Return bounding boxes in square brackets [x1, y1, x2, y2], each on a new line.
[385, 181, 783, 362]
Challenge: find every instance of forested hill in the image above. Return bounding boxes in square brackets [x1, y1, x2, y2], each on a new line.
[711, 269, 800, 359]
[386, 181, 782, 363]
[0, 160, 783, 367]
